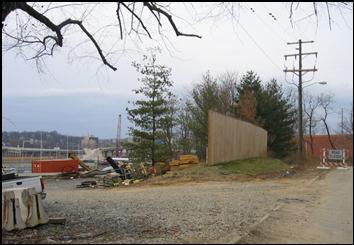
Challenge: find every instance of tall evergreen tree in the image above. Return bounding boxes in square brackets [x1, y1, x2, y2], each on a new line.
[237, 72, 296, 157]
[237, 71, 263, 97]
[126, 53, 175, 165]
[188, 72, 222, 160]
[258, 79, 297, 157]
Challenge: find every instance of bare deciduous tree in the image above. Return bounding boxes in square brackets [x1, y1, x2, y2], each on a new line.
[318, 93, 336, 149]
[218, 72, 238, 116]
[303, 93, 321, 154]
[288, 2, 353, 30]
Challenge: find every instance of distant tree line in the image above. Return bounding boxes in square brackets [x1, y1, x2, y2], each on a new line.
[2, 131, 119, 149]
[2, 131, 82, 149]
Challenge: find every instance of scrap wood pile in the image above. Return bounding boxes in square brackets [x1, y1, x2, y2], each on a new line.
[98, 173, 121, 187]
[167, 155, 199, 172]
[76, 157, 146, 188]
[75, 155, 199, 188]
[79, 169, 112, 178]
[77, 174, 141, 188]
[102, 174, 121, 187]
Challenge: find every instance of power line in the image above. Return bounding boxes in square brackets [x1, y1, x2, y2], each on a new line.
[2, 117, 17, 127]
[261, 3, 298, 41]
[238, 21, 283, 74]
[245, 3, 288, 44]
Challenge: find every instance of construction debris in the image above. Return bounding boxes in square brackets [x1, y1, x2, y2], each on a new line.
[59, 172, 79, 178]
[79, 169, 112, 178]
[76, 181, 97, 188]
[74, 157, 150, 188]
[69, 154, 93, 171]
[104, 174, 121, 187]
[122, 179, 134, 186]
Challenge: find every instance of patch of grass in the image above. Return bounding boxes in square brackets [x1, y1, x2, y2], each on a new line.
[215, 158, 289, 176]
[160, 158, 290, 182]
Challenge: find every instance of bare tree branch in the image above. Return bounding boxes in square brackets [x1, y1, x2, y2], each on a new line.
[116, 2, 123, 40]
[5, 2, 118, 71]
[120, 2, 152, 39]
[325, 2, 333, 30]
[143, 2, 202, 38]
[2, 2, 351, 73]
[319, 93, 336, 149]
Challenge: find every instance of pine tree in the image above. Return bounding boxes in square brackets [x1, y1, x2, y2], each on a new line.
[237, 72, 296, 158]
[258, 79, 297, 157]
[126, 53, 175, 165]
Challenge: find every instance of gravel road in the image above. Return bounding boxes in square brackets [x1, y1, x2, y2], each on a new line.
[238, 167, 353, 244]
[2, 169, 331, 244]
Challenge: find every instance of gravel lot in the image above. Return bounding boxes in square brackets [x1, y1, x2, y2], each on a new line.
[2, 170, 321, 244]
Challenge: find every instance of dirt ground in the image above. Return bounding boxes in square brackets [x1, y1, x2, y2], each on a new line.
[238, 167, 353, 244]
[2, 167, 352, 244]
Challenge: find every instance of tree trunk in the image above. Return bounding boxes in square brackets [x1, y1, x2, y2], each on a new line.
[322, 119, 336, 149]
[152, 96, 156, 166]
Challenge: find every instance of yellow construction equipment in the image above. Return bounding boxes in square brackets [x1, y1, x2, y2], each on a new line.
[69, 154, 92, 171]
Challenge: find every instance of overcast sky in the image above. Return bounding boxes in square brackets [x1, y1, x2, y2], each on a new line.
[2, 2, 353, 139]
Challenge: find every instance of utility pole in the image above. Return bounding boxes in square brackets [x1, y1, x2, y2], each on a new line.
[284, 39, 317, 163]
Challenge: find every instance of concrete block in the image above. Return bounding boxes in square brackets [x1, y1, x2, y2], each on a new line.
[2, 187, 48, 231]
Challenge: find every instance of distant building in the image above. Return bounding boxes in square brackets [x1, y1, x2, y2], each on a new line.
[81, 134, 99, 149]
[304, 134, 353, 159]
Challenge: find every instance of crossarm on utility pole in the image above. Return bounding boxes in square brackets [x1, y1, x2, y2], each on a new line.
[283, 39, 318, 163]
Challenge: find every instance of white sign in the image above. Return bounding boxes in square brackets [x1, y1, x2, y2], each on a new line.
[328, 149, 343, 160]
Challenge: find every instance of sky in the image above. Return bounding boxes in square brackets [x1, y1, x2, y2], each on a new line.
[2, 2, 353, 139]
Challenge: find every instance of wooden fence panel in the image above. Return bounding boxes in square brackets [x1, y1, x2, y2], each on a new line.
[207, 111, 267, 164]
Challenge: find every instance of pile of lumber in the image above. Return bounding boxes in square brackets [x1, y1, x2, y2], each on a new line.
[179, 155, 199, 165]
[168, 155, 199, 172]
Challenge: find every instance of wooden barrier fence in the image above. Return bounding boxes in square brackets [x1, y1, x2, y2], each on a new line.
[207, 111, 267, 165]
